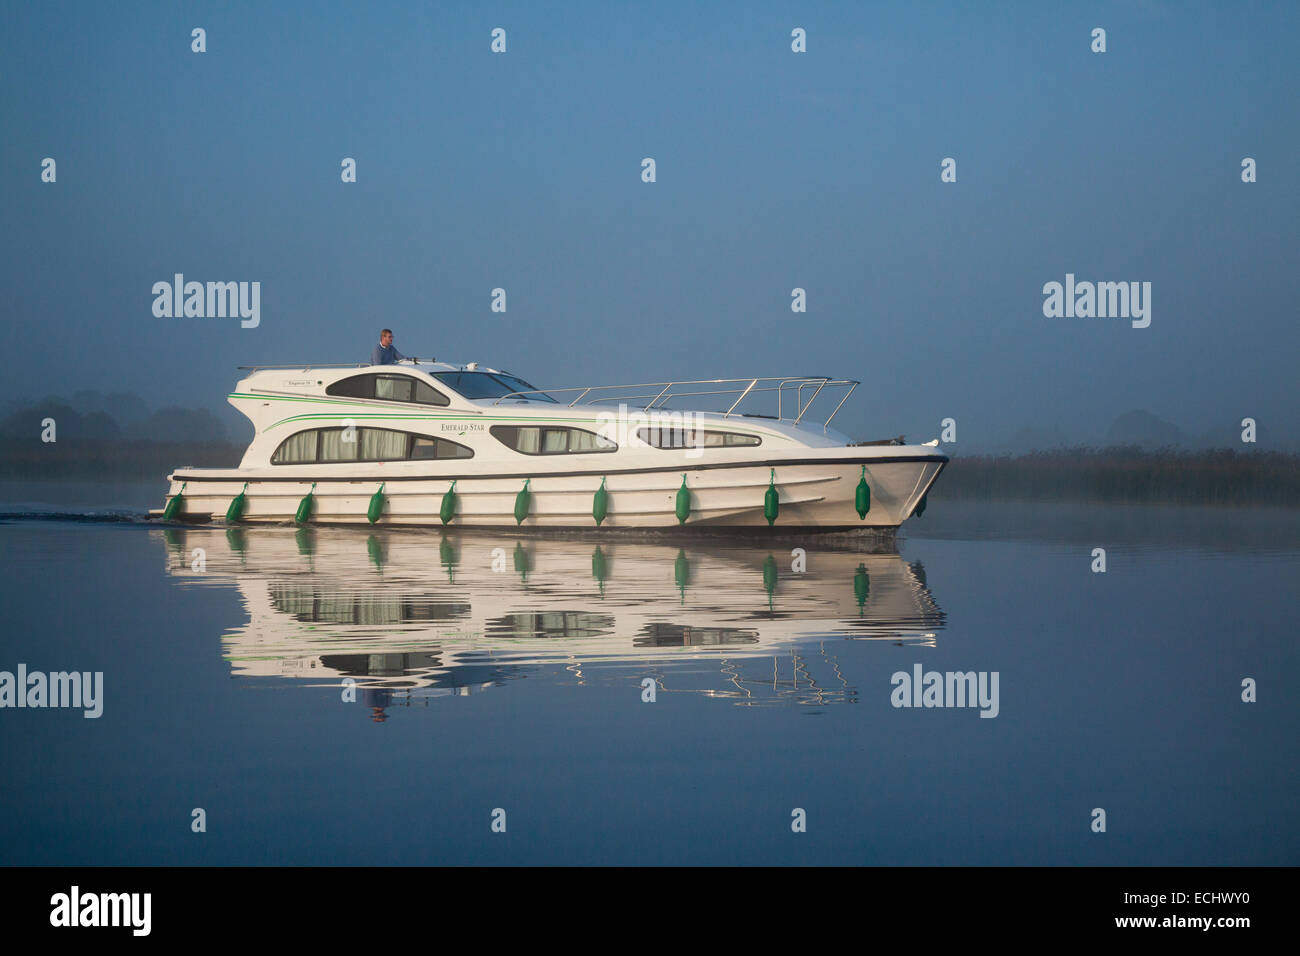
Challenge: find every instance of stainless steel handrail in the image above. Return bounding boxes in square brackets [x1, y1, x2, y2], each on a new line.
[793, 379, 827, 425]
[825, 381, 858, 431]
[493, 375, 860, 431]
[236, 358, 432, 372]
[237, 363, 369, 372]
[725, 379, 759, 416]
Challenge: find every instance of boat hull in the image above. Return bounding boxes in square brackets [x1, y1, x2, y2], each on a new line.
[155, 454, 946, 530]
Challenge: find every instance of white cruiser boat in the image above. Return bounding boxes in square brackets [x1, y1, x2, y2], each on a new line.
[155, 361, 947, 530]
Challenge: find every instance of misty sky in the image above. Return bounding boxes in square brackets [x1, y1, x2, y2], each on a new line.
[2, 1, 1296, 450]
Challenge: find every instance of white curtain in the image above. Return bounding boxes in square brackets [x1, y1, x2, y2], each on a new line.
[276, 430, 318, 463]
[515, 427, 541, 453]
[319, 429, 358, 461]
[374, 376, 411, 402]
[361, 429, 408, 461]
[569, 429, 615, 452]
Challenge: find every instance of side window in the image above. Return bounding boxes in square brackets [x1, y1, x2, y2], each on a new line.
[318, 427, 359, 462]
[374, 375, 413, 403]
[273, 427, 472, 464]
[541, 428, 569, 453]
[326, 373, 448, 406]
[491, 425, 617, 455]
[413, 379, 450, 407]
[271, 430, 319, 464]
[637, 427, 761, 449]
[359, 428, 409, 461]
[410, 436, 473, 460]
[326, 375, 374, 399]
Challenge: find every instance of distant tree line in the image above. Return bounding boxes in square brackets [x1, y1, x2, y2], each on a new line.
[0, 395, 240, 479]
[0, 439, 242, 480]
[0, 396, 230, 443]
[936, 447, 1300, 506]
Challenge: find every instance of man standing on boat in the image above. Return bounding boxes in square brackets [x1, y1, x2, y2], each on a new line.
[371, 329, 407, 365]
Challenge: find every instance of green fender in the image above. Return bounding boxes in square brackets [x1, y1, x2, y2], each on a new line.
[855, 466, 871, 519]
[162, 482, 186, 521]
[295, 483, 316, 526]
[593, 477, 608, 526]
[514, 479, 531, 525]
[764, 469, 779, 526]
[440, 481, 457, 525]
[367, 482, 386, 524]
[225, 482, 249, 523]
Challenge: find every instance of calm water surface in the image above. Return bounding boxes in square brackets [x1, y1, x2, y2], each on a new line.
[1, 489, 1296, 865]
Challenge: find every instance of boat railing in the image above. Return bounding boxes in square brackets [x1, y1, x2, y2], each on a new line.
[237, 363, 370, 372]
[236, 359, 441, 372]
[495, 376, 859, 431]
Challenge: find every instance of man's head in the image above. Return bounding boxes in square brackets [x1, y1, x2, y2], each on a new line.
[380, 329, 394, 346]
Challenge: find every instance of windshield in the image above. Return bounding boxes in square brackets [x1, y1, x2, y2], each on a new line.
[432, 371, 557, 402]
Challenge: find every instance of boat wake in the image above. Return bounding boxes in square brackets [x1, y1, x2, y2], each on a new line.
[0, 510, 153, 526]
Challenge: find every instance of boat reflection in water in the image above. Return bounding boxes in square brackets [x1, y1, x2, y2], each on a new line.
[158, 527, 945, 716]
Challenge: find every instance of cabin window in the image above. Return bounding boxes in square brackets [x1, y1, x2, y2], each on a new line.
[374, 375, 412, 402]
[360, 428, 408, 461]
[567, 428, 613, 452]
[490, 425, 617, 455]
[432, 371, 557, 403]
[272, 427, 473, 464]
[273, 430, 318, 464]
[412, 380, 444, 405]
[318, 428, 358, 462]
[326, 373, 449, 407]
[636, 427, 761, 449]
[409, 436, 473, 460]
[326, 375, 371, 399]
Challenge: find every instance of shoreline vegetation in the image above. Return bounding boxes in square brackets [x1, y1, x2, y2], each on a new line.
[935, 447, 1299, 507]
[0, 440, 244, 481]
[0, 441, 1296, 508]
